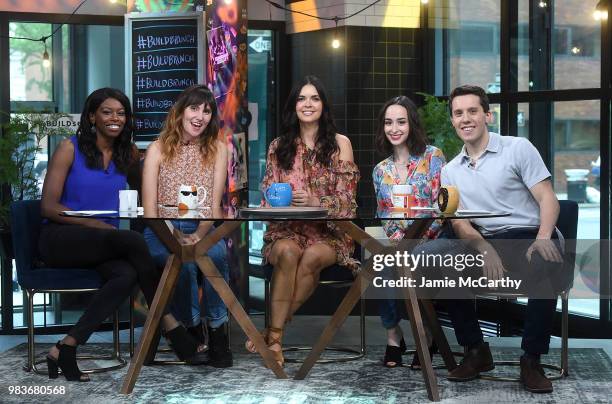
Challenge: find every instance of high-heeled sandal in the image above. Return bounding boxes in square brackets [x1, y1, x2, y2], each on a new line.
[383, 337, 407, 368]
[46, 341, 89, 382]
[264, 326, 284, 368]
[410, 341, 438, 370]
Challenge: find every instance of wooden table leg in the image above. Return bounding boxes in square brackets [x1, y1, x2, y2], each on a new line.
[294, 221, 385, 380]
[294, 264, 373, 380]
[420, 299, 457, 371]
[401, 284, 440, 401]
[121, 254, 182, 394]
[196, 256, 288, 378]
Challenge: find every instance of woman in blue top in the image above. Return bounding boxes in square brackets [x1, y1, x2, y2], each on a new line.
[39, 88, 206, 382]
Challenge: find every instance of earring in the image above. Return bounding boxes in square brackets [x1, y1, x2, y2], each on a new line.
[90, 123, 96, 135]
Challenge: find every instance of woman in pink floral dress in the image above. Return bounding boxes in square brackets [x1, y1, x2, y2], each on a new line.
[245, 76, 360, 367]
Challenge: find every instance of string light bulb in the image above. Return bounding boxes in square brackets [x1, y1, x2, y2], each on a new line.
[109, 0, 117, 3]
[331, 17, 341, 49]
[594, 1, 608, 20]
[42, 41, 50, 68]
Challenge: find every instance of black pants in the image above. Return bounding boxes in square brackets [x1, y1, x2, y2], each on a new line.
[440, 228, 560, 355]
[38, 223, 161, 345]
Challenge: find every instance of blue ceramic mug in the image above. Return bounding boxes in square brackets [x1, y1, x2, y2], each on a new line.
[265, 183, 292, 207]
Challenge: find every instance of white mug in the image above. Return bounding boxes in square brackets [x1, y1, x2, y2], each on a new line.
[177, 185, 208, 210]
[119, 190, 138, 212]
[392, 184, 412, 209]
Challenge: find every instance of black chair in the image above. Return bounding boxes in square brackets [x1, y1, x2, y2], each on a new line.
[262, 262, 366, 363]
[10, 200, 126, 375]
[478, 199, 578, 381]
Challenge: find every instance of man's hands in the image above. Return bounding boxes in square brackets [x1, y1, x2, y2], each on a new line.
[481, 245, 507, 287]
[526, 237, 563, 263]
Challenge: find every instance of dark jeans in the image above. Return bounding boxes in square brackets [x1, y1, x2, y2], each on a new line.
[429, 227, 561, 355]
[38, 223, 161, 345]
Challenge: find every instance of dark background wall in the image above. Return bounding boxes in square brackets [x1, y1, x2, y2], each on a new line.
[289, 26, 423, 209]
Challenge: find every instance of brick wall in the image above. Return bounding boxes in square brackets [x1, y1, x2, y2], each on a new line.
[289, 26, 422, 208]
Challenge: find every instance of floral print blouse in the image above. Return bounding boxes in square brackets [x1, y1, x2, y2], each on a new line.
[261, 137, 361, 271]
[372, 145, 445, 242]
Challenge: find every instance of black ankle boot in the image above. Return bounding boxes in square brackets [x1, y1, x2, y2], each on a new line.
[166, 325, 209, 365]
[187, 322, 208, 349]
[207, 323, 233, 368]
[47, 341, 89, 382]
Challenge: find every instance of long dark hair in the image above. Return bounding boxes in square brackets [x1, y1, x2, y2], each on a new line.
[76, 88, 135, 174]
[159, 85, 219, 162]
[275, 76, 339, 170]
[375, 95, 428, 157]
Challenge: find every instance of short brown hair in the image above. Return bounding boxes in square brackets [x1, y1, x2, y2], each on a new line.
[449, 85, 490, 115]
[375, 95, 428, 157]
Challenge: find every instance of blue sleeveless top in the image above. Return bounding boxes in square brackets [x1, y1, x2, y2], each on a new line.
[59, 136, 126, 227]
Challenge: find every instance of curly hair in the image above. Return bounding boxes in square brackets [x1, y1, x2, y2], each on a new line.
[275, 76, 339, 170]
[158, 85, 219, 162]
[76, 88, 136, 174]
[375, 95, 428, 157]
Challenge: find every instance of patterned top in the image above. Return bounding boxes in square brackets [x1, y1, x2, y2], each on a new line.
[157, 141, 214, 209]
[261, 137, 361, 271]
[372, 145, 445, 242]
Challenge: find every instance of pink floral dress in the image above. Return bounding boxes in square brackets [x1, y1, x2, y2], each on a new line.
[261, 137, 361, 272]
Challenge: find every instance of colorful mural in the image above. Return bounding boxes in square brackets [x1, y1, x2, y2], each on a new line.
[206, 0, 249, 200]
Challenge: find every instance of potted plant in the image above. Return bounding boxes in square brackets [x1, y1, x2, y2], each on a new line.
[0, 111, 72, 259]
[417, 92, 463, 161]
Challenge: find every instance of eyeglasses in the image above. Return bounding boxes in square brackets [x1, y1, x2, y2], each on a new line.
[180, 191, 197, 196]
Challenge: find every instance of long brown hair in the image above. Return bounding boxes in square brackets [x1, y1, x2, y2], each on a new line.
[375, 95, 428, 157]
[158, 85, 220, 162]
[275, 76, 339, 170]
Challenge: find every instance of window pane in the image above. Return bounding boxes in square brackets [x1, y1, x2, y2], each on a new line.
[554, 100, 600, 318]
[439, 0, 501, 93]
[9, 23, 53, 102]
[517, 0, 601, 91]
[553, 0, 601, 89]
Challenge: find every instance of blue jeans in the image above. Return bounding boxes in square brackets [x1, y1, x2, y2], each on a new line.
[144, 221, 229, 328]
[379, 299, 406, 329]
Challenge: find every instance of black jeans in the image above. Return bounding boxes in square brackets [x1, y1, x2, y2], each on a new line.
[440, 228, 560, 355]
[38, 223, 161, 345]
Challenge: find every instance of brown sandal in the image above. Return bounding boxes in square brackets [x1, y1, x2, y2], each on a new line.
[264, 326, 284, 368]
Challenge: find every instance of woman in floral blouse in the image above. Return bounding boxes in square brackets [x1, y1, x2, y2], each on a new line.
[372, 95, 445, 368]
[245, 76, 360, 367]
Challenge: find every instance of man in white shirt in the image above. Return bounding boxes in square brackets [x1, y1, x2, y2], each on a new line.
[440, 85, 563, 393]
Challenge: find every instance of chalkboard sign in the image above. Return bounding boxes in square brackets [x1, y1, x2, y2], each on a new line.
[125, 13, 204, 145]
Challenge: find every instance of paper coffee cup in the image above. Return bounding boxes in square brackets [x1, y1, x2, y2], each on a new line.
[119, 190, 138, 212]
[392, 185, 412, 209]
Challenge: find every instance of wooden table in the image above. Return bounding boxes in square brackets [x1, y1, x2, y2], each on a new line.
[71, 208, 507, 397]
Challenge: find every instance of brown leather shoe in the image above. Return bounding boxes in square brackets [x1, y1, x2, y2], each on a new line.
[520, 356, 553, 393]
[447, 342, 494, 381]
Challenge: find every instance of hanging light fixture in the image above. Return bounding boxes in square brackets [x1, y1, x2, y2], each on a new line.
[331, 17, 341, 49]
[42, 40, 51, 68]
